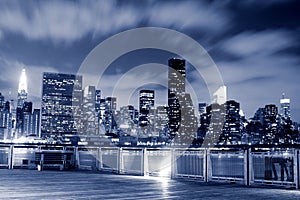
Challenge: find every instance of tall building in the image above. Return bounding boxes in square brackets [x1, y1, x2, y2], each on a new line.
[168, 58, 186, 138]
[100, 97, 117, 133]
[221, 100, 242, 145]
[15, 68, 28, 137]
[17, 68, 28, 108]
[139, 90, 155, 127]
[83, 86, 97, 135]
[155, 105, 169, 137]
[263, 104, 278, 144]
[118, 105, 137, 135]
[105, 97, 117, 111]
[280, 93, 291, 119]
[168, 58, 197, 144]
[41, 72, 83, 138]
[32, 109, 40, 137]
[0, 93, 12, 140]
[204, 103, 226, 146]
[0, 93, 4, 110]
[95, 90, 101, 114]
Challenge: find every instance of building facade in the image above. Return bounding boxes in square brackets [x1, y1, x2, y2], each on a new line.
[41, 72, 83, 138]
[167, 58, 197, 144]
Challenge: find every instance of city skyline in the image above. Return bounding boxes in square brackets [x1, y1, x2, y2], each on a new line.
[0, 0, 299, 122]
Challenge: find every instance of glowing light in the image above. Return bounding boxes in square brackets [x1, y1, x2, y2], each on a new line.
[158, 166, 171, 177]
[18, 68, 28, 93]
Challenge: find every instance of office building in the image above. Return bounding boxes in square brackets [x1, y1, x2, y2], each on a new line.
[83, 86, 97, 135]
[41, 72, 83, 138]
[168, 58, 197, 144]
[139, 90, 155, 127]
[17, 68, 28, 108]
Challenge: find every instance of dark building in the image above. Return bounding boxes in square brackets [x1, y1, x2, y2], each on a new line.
[263, 104, 278, 144]
[221, 100, 242, 145]
[155, 105, 169, 137]
[139, 90, 154, 127]
[0, 93, 4, 110]
[168, 58, 197, 144]
[168, 58, 185, 138]
[99, 97, 117, 134]
[0, 93, 12, 140]
[41, 72, 83, 138]
[95, 90, 101, 114]
[32, 109, 40, 137]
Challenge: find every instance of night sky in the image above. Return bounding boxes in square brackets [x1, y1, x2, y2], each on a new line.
[0, 0, 299, 121]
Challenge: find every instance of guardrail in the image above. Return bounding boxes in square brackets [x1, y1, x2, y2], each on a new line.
[1, 143, 300, 189]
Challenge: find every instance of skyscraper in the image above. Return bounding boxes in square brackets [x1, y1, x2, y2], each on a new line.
[17, 68, 28, 108]
[0, 93, 12, 140]
[168, 58, 186, 138]
[101, 97, 117, 133]
[139, 90, 155, 127]
[168, 58, 197, 144]
[221, 100, 242, 145]
[280, 93, 291, 119]
[83, 86, 97, 135]
[95, 90, 101, 114]
[41, 72, 83, 138]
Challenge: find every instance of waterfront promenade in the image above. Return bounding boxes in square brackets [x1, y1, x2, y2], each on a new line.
[0, 169, 299, 200]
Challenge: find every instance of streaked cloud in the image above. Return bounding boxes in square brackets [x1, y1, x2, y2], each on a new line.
[0, 0, 232, 43]
[220, 30, 296, 57]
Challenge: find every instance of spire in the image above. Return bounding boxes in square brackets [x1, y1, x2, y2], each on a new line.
[17, 68, 28, 108]
[18, 68, 27, 93]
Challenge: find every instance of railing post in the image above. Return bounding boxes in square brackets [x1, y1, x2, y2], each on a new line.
[295, 149, 300, 190]
[244, 147, 251, 186]
[171, 148, 176, 179]
[207, 148, 212, 182]
[8, 145, 14, 169]
[204, 148, 208, 182]
[118, 147, 122, 174]
[75, 147, 80, 169]
[143, 148, 148, 176]
[96, 147, 100, 170]
[39, 153, 44, 171]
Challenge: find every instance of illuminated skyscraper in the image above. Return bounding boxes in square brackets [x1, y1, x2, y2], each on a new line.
[139, 90, 155, 127]
[168, 58, 186, 137]
[168, 58, 197, 144]
[41, 72, 83, 138]
[280, 93, 291, 119]
[83, 86, 97, 135]
[17, 68, 28, 108]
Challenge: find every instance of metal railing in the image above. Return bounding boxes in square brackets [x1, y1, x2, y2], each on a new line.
[1, 143, 300, 189]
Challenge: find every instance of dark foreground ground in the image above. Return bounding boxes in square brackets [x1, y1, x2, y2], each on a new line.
[0, 169, 300, 200]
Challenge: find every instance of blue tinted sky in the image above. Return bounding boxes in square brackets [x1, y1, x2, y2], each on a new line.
[0, 0, 299, 121]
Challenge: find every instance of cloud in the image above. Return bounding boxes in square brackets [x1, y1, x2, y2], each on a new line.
[0, 0, 232, 43]
[147, 1, 232, 33]
[0, 0, 139, 43]
[220, 30, 296, 57]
